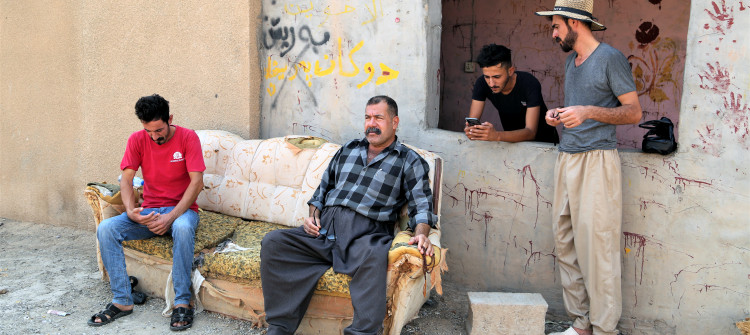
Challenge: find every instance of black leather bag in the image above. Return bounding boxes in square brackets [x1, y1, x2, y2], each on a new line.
[639, 117, 677, 155]
[130, 276, 147, 305]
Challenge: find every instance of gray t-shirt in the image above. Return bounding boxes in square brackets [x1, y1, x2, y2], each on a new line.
[560, 43, 636, 153]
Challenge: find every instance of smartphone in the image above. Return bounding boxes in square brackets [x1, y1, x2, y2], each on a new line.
[465, 117, 481, 126]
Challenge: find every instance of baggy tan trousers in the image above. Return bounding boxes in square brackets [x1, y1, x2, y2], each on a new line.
[553, 149, 622, 335]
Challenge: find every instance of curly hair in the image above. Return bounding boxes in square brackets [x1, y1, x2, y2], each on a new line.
[134, 94, 170, 123]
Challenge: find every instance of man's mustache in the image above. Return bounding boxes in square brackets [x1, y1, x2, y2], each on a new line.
[555, 37, 562, 43]
[366, 127, 381, 135]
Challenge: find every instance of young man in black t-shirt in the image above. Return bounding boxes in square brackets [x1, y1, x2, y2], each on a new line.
[464, 44, 558, 143]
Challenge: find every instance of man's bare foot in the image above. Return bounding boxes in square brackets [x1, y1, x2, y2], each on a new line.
[573, 327, 593, 335]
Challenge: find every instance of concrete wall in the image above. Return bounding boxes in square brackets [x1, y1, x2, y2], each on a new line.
[260, 0, 748, 334]
[438, 0, 688, 149]
[0, 0, 746, 333]
[0, 1, 261, 229]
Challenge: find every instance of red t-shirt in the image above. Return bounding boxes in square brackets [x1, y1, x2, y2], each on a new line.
[120, 125, 206, 212]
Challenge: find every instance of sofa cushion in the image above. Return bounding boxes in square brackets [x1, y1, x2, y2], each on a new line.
[196, 133, 342, 228]
[201, 220, 352, 297]
[200, 220, 283, 283]
[123, 210, 240, 260]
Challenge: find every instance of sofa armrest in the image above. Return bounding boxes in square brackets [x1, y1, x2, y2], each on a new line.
[85, 187, 109, 281]
[384, 229, 448, 334]
[84, 185, 132, 281]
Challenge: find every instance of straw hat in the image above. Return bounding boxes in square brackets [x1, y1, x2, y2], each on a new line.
[535, 0, 606, 31]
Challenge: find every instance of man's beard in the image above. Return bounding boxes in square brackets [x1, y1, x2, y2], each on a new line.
[555, 29, 577, 53]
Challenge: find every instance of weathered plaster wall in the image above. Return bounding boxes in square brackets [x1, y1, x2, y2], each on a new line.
[0, 1, 261, 229]
[260, 0, 439, 140]
[438, 0, 689, 150]
[260, 0, 748, 333]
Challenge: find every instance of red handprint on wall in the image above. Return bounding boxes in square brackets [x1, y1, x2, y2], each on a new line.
[704, 0, 735, 35]
[720, 92, 749, 139]
[692, 125, 722, 157]
[698, 62, 731, 94]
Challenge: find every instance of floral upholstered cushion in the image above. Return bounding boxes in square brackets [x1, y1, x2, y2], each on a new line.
[315, 268, 351, 297]
[196, 132, 341, 228]
[201, 220, 352, 297]
[123, 210, 241, 260]
[200, 220, 283, 282]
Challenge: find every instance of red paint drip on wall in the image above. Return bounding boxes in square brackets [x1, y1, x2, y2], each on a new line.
[521, 240, 556, 274]
[699, 284, 716, 293]
[520, 165, 552, 228]
[623, 232, 648, 307]
[638, 198, 666, 211]
[624, 232, 648, 287]
[674, 177, 713, 189]
[670, 262, 738, 297]
[469, 210, 493, 247]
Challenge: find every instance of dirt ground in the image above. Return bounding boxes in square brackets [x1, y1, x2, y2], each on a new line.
[0, 218, 573, 335]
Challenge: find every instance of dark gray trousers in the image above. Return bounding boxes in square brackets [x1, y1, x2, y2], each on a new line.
[260, 206, 394, 335]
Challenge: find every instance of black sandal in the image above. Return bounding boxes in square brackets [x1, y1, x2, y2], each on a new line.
[87, 303, 133, 327]
[169, 306, 194, 331]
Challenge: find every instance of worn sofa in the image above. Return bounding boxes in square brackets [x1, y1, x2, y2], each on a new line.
[84, 130, 447, 335]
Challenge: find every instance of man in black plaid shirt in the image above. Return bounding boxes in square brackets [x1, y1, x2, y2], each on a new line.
[260, 95, 437, 335]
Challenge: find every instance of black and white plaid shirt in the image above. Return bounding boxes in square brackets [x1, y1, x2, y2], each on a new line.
[308, 136, 438, 230]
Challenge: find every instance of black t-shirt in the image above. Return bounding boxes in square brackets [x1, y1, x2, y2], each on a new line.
[472, 71, 558, 143]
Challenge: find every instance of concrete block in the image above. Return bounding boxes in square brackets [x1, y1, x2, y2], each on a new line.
[466, 292, 548, 335]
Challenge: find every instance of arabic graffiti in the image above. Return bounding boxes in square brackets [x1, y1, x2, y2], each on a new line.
[284, 1, 315, 18]
[284, 0, 385, 26]
[264, 37, 400, 95]
[263, 16, 330, 57]
[262, 0, 398, 98]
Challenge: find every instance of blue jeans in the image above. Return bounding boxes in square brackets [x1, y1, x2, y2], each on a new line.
[97, 207, 199, 306]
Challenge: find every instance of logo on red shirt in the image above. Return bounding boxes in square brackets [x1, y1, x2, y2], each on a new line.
[171, 151, 184, 163]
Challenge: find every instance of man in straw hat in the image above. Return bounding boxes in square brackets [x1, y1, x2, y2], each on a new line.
[536, 1, 642, 335]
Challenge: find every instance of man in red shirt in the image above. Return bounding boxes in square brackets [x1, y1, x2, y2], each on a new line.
[88, 94, 205, 331]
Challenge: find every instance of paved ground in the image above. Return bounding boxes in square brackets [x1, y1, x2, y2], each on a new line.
[0, 218, 574, 334]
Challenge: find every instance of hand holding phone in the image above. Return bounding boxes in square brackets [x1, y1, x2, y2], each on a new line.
[465, 117, 481, 126]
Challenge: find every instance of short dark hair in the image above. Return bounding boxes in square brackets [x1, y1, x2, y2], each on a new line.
[476, 44, 512, 69]
[134, 94, 170, 123]
[547, 16, 592, 30]
[366, 95, 398, 117]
